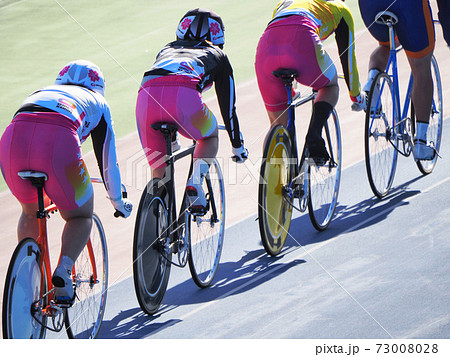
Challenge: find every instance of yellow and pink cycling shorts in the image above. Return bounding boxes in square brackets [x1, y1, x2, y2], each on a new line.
[255, 16, 336, 112]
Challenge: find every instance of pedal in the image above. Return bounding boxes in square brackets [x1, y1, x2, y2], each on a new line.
[52, 294, 76, 308]
[189, 205, 208, 215]
[292, 185, 304, 199]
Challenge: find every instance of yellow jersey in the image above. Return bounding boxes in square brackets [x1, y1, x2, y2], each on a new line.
[272, 0, 361, 98]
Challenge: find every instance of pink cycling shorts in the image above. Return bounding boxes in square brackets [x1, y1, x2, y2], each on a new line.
[0, 112, 93, 211]
[255, 16, 336, 112]
[135, 76, 217, 169]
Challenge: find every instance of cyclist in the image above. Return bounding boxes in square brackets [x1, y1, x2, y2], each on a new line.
[0, 60, 133, 303]
[358, 0, 436, 160]
[255, 0, 365, 162]
[136, 8, 248, 209]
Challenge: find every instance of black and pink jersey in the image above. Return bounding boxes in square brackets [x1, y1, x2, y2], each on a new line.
[140, 40, 242, 148]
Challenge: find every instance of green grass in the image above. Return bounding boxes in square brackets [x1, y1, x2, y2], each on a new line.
[0, 0, 276, 135]
[0, 0, 363, 191]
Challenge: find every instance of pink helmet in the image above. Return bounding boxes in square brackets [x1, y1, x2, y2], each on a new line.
[55, 60, 105, 96]
[176, 8, 225, 48]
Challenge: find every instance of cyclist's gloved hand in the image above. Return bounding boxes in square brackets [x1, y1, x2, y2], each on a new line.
[351, 92, 366, 112]
[111, 197, 133, 218]
[232, 145, 248, 163]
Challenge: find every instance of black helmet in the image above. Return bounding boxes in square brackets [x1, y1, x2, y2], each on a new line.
[176, 8, 225, 48]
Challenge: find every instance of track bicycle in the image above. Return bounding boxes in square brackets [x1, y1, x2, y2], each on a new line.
[258, 69, 342, 256]
[2, 173, 114, 339]
[133, 123, 227, 315]
[364, 11, 443, 198]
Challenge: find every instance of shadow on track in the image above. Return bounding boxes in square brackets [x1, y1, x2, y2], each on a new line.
[283, 175, 423, 249]
[98, 248, 305, 338]
[98, 174, 424, 338]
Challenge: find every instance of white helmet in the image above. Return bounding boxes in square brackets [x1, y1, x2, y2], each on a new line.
[55, 60, 105, 96]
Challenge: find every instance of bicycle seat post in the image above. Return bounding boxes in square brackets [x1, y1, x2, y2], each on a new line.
[35, 182, 46, 219]
[272, 69, 298, 130]
[18, 171, 48, 219]
[151, 122, 179, 181]
[375, 11, 398, 51]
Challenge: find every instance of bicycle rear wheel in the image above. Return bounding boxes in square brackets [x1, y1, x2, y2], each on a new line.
[308, 110, 342, 231]
[65, 213, 108, 339]
[258, 125, 294, 256]
[416, 55, 443, 174]
[133, 178, 171, 315]
[188, 159, 225, 288]
[365, 72, 398, 198]
[2, 238, 48, 339]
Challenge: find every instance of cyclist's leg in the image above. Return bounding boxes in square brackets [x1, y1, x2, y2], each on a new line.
[193, 124, 218, 162]
[39, 128, 95, 301]
[396, 0, 436, 159]
[416, 54, 443, 174]
[49, 199, 93, 304]
[408, 53, 433, 125]
[267, 110, 289, 128]
[366, 45, 390, 75]
[58, 197, 94, 262]
[17, 202, 40, 241]
[305, 65, 338, 163]
[168, 87, 219, 208]
[306, 74, 338, 130]
[188, 124, 219, 209]
[65, 212, 108, 339]
[358, 0, 392, 92]
[363, 45, 389, 107]
[188, 158, 225, 287]
[409, 53, 435, 160]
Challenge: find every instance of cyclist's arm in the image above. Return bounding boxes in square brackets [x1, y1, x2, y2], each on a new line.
[214, 55, 242, 149]
[334, 7, 361, 100]
[90, 111, 123, 202]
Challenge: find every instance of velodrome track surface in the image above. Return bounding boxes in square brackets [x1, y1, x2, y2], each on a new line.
[1, 21, 449, 340]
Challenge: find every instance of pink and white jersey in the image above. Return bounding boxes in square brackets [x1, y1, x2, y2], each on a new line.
[15, 85, 123, 203]
[19, 85, 110, 142]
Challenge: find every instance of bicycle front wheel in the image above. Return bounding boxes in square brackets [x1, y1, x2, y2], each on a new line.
[258, 124, 294, 256]
[65, 213, 108, 339]
[188, 159, 225, 288]
[133, 179, 171, 315]
[2, 238, 48, 339]
[416, 55, 443, 174]
[365, 72, 398, 198]
[308, 110, 342, 231]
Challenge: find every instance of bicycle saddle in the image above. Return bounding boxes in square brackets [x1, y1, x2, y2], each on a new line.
[151, 122, 178, 136]
[18, 171, 48, 185]
[375, 11, 399, 26]
[272, 69, 298, 79]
